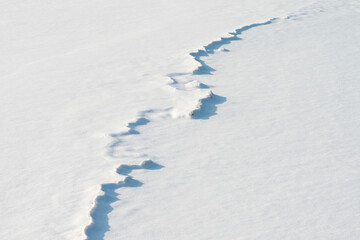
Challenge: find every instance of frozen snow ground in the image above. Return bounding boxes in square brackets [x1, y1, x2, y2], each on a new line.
[1, 0, 360, 239]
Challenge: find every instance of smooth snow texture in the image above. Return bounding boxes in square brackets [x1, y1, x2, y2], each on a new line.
[1, 0, 360, 239]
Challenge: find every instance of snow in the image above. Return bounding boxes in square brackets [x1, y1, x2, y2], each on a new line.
[1, 0, 360, 239]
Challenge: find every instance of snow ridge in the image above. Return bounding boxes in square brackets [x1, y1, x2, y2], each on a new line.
[83, 18, 279, 240]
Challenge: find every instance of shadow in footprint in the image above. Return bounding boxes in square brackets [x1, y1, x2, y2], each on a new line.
[85, 160, 163, 240]
[198, 83, 210, 89]
[117, 161, 164, 175]
[108, 118, 151, 157]
[192, 93, 227, 120]
[110, 118, 150, 137]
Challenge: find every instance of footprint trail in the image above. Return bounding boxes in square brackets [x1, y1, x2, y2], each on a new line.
[83, 16, 284, 240]
[168, 18, 278, 119]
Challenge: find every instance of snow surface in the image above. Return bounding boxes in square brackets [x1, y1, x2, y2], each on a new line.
[1, 0, 360, 239]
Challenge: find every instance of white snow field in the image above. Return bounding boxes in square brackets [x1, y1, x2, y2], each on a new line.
[1, 0, 360, 239]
